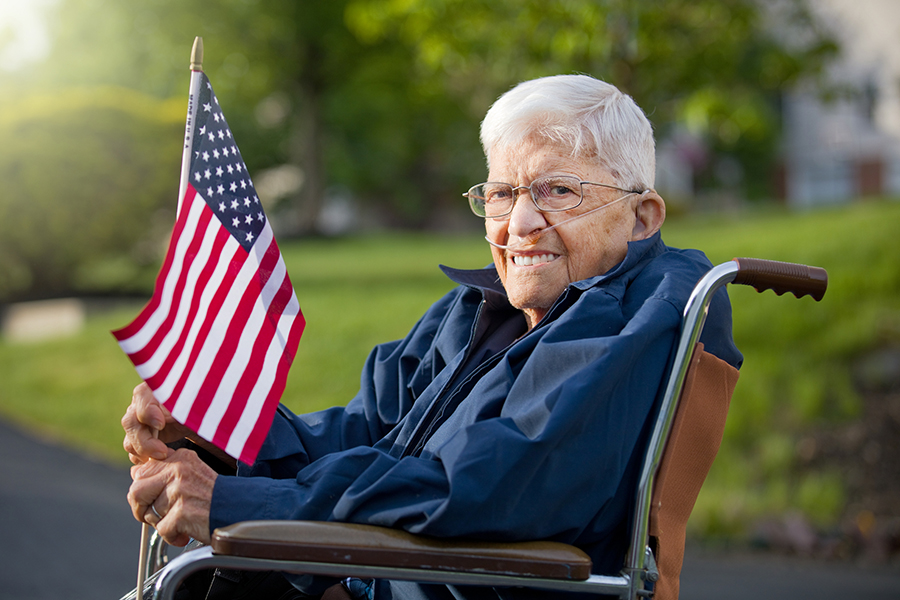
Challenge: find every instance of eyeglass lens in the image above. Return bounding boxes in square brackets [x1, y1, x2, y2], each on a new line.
[470, 176, 583, 217]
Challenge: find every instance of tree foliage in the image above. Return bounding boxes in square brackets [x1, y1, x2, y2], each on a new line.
[24, 0, 838, 220]
[345, 0, 838, 195]
[0, 0, 840, 300]
[0, 87, 184, 300]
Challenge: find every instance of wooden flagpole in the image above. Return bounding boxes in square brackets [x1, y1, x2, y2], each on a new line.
[135, 36, 204, 596]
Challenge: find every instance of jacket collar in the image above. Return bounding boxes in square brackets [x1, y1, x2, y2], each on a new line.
[438, 263, 510, 310]
[570, 231, 665, 291]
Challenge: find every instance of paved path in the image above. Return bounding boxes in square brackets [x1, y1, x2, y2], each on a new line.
[2, 418, 899, 600]
[0, 419, 140, 599]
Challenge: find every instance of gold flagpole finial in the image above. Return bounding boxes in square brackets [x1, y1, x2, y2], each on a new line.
[190, 36, 204, 71]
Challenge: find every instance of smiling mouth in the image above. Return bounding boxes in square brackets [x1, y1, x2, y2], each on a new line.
[512, 253, 560, 267]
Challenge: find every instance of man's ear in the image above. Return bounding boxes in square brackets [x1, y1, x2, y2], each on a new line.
[631, 190, 666, 240]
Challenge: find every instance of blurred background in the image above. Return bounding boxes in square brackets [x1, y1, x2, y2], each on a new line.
[1, 0, 899, 582]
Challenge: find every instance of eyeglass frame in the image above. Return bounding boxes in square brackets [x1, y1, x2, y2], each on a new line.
[463, 175, 644, 218]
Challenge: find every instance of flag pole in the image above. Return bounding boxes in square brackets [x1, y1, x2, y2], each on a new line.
[135, 36, 204, 596]
[176, 36, 204, 216]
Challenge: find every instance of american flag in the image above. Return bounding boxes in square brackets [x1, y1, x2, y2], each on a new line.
[113, 72, 305, 465]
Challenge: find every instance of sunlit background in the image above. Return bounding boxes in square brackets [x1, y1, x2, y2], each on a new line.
[1, 0, 899, 569]
[2, 0, 900, 297]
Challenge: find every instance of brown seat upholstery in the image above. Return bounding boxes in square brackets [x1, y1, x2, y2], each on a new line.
[212, 520, 593, 580]
[648, 343, 739, 600]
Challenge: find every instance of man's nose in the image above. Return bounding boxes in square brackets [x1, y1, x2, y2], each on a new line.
[506, 188, 548, 239]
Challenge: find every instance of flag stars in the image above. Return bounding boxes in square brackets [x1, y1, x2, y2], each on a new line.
[191, 75, 267, 253]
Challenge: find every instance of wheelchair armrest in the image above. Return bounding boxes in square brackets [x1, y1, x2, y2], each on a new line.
[211, 521, 593, 581]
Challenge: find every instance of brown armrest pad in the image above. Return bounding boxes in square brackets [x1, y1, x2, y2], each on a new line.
[211, 521, 592, 580]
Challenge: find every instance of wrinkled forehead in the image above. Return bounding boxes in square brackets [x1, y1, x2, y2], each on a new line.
[486, 134, 607, 181]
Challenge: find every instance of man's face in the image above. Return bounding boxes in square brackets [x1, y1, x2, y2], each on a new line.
[485, 138, 645, 328]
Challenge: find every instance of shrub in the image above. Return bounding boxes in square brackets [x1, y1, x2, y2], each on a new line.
[0, 86, 185, 300]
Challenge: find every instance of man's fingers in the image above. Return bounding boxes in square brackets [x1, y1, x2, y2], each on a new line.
[133, 382, 166, 431]
[128, 469, 164, 523]
[143, 492, 170, 527]
[122, 385, 170, 461]
[122, 421, 168, 461]
[128, 449, 214, 546]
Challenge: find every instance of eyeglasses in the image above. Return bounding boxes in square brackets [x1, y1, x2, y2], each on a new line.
[464, 175, 641, 218]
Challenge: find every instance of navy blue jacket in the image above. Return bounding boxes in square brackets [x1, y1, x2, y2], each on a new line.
[209, 232, 742, 597]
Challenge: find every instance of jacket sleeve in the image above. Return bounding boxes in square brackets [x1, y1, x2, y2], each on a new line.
[210, 270, 693, 549]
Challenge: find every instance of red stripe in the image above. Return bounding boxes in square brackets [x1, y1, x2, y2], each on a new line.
[113, 186, 200, 341]
[240, 300, 306, 464]
[181, 237, 280, 432]
[142, 212, 230, 390]
[163, 239, 247, 421]
[127, 205, 215, 367]
[211, 243, 294, 449]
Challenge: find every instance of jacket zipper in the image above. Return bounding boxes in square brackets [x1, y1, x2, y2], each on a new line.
[399, 287, 574, 459]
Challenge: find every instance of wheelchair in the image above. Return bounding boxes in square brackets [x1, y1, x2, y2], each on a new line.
[122, 257, 827, 600]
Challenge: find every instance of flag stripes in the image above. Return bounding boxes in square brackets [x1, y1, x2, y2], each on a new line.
[114, 184, 304, 464]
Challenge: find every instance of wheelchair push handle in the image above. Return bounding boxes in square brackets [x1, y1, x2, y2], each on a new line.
[732, 257, 827, 301]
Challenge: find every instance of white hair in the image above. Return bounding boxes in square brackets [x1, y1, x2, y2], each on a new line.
[480, 74, 656, 190]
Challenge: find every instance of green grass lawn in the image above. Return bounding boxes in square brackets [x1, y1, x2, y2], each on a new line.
[2, 199, 898, 538]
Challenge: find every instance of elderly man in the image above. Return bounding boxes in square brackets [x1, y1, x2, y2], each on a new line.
[124, 74, 742, 599]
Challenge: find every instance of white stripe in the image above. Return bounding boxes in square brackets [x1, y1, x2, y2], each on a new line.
[225, 291, 300, 458]
[150, 210, 240, 402]
[196, 227, 284, 441]
[117, 196, 206, 354]
[131, 208, 221, 386]
[169, 224, 275, 425]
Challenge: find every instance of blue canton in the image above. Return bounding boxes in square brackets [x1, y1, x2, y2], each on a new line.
[189, 73, 265, 253]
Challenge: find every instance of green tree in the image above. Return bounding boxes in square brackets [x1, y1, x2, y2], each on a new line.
[0, 87, 184, 300]
[3, 0, 838, 252]
[17, 0, 485, 232]
[346, 0, 839, 199]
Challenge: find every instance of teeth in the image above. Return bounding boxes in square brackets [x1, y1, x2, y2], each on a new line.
[513, 254, 557, 266]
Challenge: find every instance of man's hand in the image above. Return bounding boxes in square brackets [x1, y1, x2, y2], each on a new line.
[122, 382, 190, 464]
[128, 447, 217, 546]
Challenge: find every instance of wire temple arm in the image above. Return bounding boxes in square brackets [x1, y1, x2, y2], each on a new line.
[732, 258, 828, 301]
